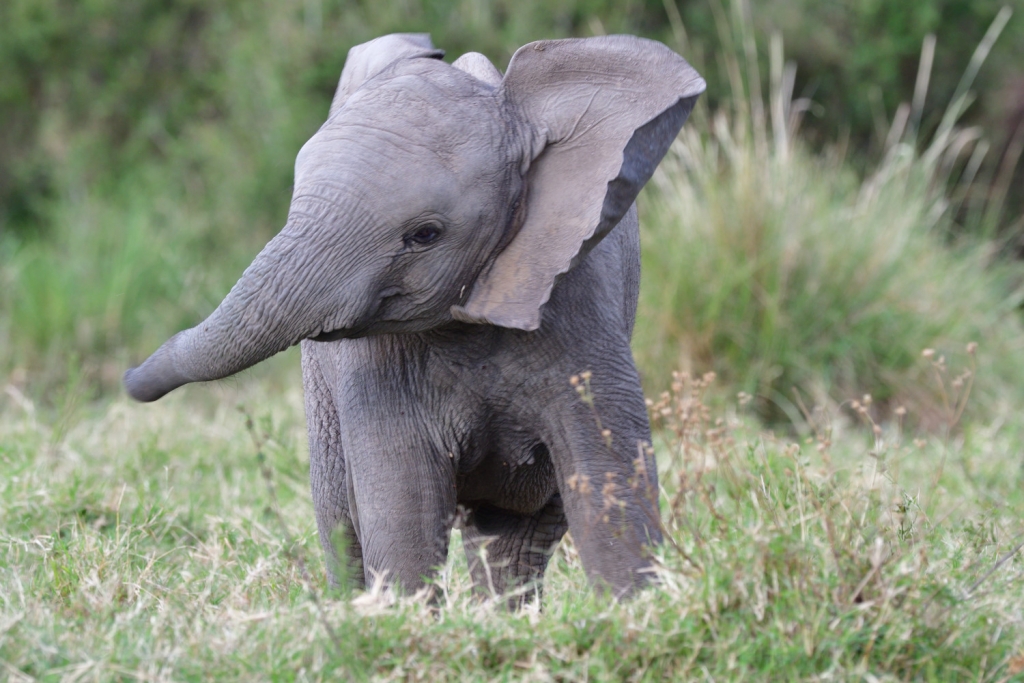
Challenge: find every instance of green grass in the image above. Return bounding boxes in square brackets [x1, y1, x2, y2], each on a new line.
[633, 15, 1024, 426]
[635, 122, 1024, 425]
[0, 168, 282, 397]
[2, 367, 1023, 680]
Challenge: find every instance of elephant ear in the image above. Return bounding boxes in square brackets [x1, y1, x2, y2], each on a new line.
[452, 36, 705, 331]
[329, 34, 444, 116]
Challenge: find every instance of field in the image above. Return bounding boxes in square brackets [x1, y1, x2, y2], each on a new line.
[3, 1, 1024, 680]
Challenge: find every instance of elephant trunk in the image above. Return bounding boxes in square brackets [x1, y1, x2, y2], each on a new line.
[124, 215, 356, 402]
[123, 329, 205, 403]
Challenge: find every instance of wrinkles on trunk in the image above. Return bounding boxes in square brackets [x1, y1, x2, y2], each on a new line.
[125, 213, 364, 402]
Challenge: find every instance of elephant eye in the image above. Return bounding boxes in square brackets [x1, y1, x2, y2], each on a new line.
[407, 223, 442, 246]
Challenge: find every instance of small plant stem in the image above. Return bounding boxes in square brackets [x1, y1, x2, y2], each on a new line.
[966, 534, 1024, 596]
[951, 355, 977, 428]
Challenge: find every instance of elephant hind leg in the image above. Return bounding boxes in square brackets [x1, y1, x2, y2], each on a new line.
[461, 495, 568, 609]
[302, 345, 363, 590]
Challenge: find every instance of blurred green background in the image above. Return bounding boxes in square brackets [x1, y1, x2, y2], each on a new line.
[1, 0, 1022, 426]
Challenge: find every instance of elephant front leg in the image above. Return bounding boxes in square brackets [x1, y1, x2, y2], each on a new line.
[343, 427, 458, 596]
[303, 346, 363, 589]
[545, 371, 662, 598]
[461, 494, 568, 609]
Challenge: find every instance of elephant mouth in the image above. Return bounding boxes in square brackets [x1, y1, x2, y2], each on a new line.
[307, 284, 459, 343]
[309, 316, 442, 341]
[308, 286, 401, 342]
[309, 327, 358, 342]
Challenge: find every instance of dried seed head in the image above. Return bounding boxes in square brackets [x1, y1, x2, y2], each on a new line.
[922, 348, 935, 358]
[966, 341, 977, 355]
[569, 375, 580, 387]
[894, 406, 907, 416]
[580, 370, 592, 381]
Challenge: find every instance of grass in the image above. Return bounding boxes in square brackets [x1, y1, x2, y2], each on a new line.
[633, 11, 1024, 426]
[0, 168, 283, 398]
[2, 357, 1024, 680]
[634, 118, 1024, 426]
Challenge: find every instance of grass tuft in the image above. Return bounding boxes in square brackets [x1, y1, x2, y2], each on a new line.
[634, 22, 1024, 427]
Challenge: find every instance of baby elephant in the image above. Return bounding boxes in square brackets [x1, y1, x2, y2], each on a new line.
[125, 34, 705, 601]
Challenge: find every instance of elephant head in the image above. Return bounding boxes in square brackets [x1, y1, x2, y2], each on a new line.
[124, 34, 705, 402]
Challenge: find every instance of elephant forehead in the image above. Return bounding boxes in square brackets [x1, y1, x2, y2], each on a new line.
[345, 57, 504, 134]
[297, 64, 511, 182]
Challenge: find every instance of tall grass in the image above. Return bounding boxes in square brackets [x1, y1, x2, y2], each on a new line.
[635, 9, 1024, 426]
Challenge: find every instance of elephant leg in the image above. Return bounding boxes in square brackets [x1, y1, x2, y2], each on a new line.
[461, 494, 568, 609]
[302, 346, 363, 590]
[342, 428, 458, 595]
[544, 361, 662, 598]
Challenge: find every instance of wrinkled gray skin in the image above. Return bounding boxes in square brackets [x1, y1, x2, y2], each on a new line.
[125, 34, 705, 602]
